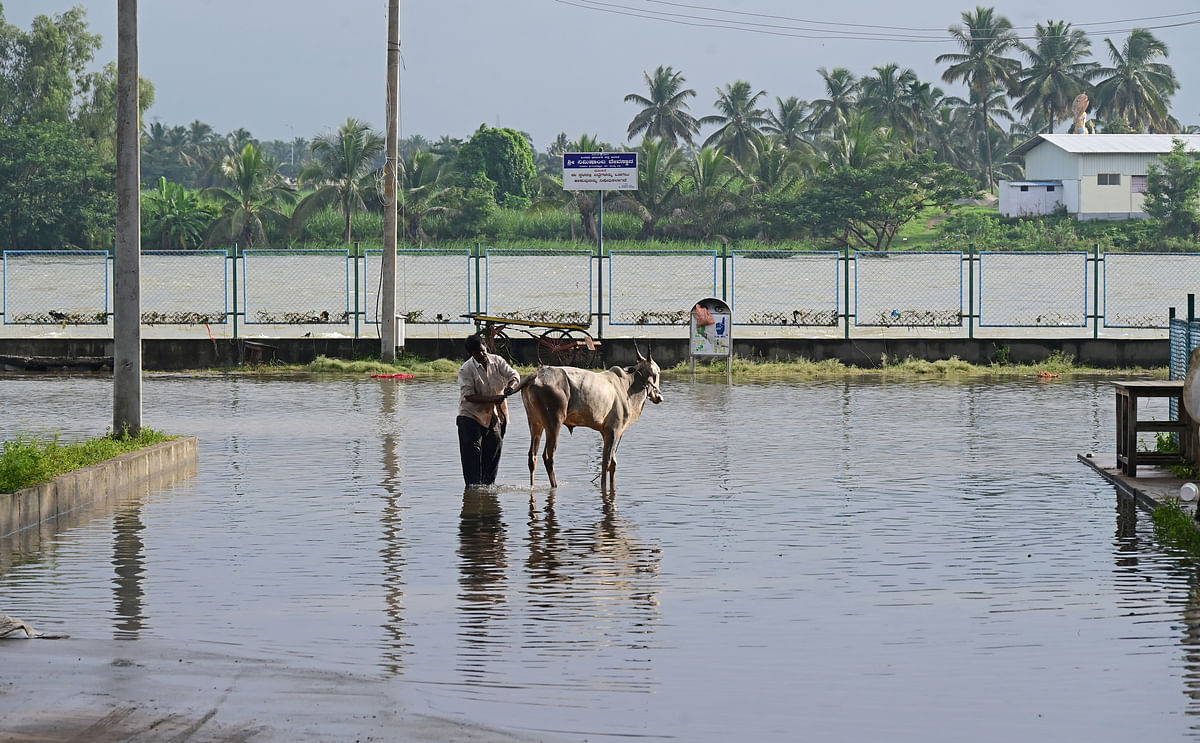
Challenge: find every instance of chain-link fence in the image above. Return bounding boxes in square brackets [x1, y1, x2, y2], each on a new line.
[242, 249, 350, 325]
[3, 247, 1198, 338]
[608, 250, 717, 325]
[855, 251, 962, 327]
[978, 252, 1088, 327]
[483, 248, 592, 327]
[363, 248, 472, 326]
[1105, 253, 1200, 329]
[142, 250, 228, 325]
[731, 250, 839, 326]
[2, 251, 109, 324]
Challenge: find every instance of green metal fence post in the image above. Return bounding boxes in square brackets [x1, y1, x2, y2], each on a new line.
[1170, 306, 1177, 379]
[843, 245, 851, 339]
[721, 242, 728, 303]
[1093, 244, 1100, 340]
[231, 242, 239, 340]
[597, 193, 605, 341]
[474, 240, 482, 316]
[967, 245, 975, 340]
[353, 241, 360, 340]
[1185, 294, 1195, 369]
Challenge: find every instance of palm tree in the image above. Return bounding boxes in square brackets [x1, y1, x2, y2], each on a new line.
[763, 96, 812, 150]
[291, 118, 385, 244]
[925, 103, 974, 172]
[612, 137, 685, 239]
[624, 65, 701, 147]
[399, 134, 431, 159]
[961, 85, 1014, 188]
[202, 143, 296, 248]
[906, 79, 948, 154]
[733, 140, 809, 195]
[1014, 21, 1100, 133]
[1093, 28, 1180, 133]
[397, 150, 452, 244]
[808, 67, 859, 134]
[819, 110, 898, 171]
[936, 6, 1021, 190]
[859, 63, 920, 146]
[672, 146, 742, 241]
[142, 177, 211, 250]
[700, 80, 769, 168]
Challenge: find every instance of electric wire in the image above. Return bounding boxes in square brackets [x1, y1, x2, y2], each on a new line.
[553, 0, 1200, 43]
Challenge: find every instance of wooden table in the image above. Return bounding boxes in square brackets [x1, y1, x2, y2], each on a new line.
[1114, 380, 1194, 477]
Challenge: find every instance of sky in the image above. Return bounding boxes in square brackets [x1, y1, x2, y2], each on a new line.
[7, 1, 1200, 152]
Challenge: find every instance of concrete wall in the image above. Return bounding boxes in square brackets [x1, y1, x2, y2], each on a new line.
[0, 337, 1169, 371]
[0, 436, 199, 541]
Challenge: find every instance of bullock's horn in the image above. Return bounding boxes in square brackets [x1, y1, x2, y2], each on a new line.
[634, 342, 646, 362]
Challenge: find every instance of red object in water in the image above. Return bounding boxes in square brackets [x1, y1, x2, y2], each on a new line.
[371, 373, 414, 379]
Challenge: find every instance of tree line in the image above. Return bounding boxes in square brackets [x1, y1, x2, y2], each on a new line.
[1, 4, 1197, 255]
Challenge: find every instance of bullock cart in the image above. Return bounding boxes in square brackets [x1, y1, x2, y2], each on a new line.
[462, 313, 601, 367]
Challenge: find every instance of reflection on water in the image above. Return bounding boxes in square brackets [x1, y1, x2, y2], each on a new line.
[4, 375, 1200, 740]
[111, 504, 145, 639]
[379, 379, 408, 675]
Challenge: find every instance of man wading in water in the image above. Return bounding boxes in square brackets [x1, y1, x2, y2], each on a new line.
[456, 334, 520, 486]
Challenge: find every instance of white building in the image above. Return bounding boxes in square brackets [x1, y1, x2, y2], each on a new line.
[1001, 134, 1200, 220]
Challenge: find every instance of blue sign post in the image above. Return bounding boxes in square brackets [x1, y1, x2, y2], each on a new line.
[562, 152, 639, 344]
[562, 152, 638, 191]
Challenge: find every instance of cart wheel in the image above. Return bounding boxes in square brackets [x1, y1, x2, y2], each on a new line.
[538, 329, 591, 367]
[490, 331, 513, 362]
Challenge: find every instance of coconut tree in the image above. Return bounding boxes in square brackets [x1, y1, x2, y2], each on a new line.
[859, 63, 920, 146]
[924, 102, 975, 172]
[906, 79, 949, 154]
[290, 117, 385, 244]
[1093, 28, 1180, 133]
[700, 80, 769, 168]
[961, 85, 1014, 189]
[808, 67, 859, 134]
[733, 140, 810, 196]
[1014, 20, 1100, 133]
[672, 146, 742, 241]
[611, 137, 685, 240]
[202, 142, 295, 248]
[397, 150, 452, 244]
[819, 110, 898, 172]
[763, 96, 811, 150]
[936, 6, 1020, 190]
[624, 65, 701, 147]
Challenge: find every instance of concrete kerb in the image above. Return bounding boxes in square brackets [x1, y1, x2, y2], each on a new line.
[1078, 452, 1196, 515]
[0, 436, 199, 540]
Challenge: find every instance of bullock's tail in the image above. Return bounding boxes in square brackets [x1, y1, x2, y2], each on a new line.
[510, 370, 539, 394]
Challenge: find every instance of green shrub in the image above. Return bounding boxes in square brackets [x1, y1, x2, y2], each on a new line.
[1152, 499, 1200, 556]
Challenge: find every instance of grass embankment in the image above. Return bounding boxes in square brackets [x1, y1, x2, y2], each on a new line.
[287, 352, 1163, 381]
[0, 429, 173, 493]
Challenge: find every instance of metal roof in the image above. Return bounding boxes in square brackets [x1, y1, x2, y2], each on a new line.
[1009, 133, 1200, 158]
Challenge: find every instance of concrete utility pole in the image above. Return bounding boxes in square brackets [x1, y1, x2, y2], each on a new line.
[113, 0, 142, 435]
[381, 0, 399, 362]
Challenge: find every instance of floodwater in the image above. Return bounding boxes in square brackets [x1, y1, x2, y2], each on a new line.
[2, 374, 1200, 741]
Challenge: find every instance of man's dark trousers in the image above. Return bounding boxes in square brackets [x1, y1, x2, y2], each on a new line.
[457, 415, 504, 485]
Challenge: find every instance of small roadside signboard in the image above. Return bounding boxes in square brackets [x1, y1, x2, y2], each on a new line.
[690, 297, 732, 382]
[563, 152, 638, 191]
